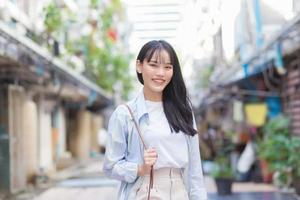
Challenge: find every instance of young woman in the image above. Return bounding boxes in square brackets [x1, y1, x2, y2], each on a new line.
[103, 40, 207, 200]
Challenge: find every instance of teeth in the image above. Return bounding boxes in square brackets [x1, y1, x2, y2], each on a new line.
[153, 79, 164, 83]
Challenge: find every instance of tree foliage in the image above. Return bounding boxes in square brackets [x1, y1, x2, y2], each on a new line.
[43, 0, 133, 99]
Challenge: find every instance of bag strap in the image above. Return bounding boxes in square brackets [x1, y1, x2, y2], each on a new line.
[124, 104, 154, 200]
[124, 104, 146, 149]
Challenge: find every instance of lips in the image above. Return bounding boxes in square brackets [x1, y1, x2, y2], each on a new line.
[152, 78, 165, 84]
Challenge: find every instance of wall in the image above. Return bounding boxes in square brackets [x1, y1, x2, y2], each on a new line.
[37, 96, 54, 174]
[23, 99, 38, 181]
[283, 59, 300, 136]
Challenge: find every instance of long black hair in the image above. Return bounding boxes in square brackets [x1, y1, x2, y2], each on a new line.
[136, 40, 197, 136]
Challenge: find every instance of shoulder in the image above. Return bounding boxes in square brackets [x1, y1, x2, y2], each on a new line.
[110, 94, 140, 121]
[111, 97, 137, 118]
[111, 104, 130, 120]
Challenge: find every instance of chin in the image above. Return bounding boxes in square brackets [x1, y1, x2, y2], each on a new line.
[150, 86, 166, 93]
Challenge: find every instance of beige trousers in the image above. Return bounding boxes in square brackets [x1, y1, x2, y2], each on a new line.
[133, 168, 189, 200]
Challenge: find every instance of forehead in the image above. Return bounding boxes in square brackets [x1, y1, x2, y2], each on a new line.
[148, 49, 171, 63]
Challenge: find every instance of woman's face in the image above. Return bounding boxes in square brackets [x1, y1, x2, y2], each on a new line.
[137, 50, 173, 97]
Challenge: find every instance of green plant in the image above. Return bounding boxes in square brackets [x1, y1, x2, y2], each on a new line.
[212, 155, 234, 179]
[257, 115, 290, 166]
[44, 2, 63, 35]
[258, 135, 290, 171]
[287, 137, 300, 177]
[257, 115, 299, 187]
[263, 115, 289, 136]
[41, 0, 133, 99]
[212, 137, 235, 179]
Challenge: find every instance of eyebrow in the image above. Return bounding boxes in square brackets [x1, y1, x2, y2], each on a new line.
[149, 60, 172, 65]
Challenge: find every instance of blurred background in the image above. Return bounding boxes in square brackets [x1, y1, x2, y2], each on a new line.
[0, 0, 300, 199]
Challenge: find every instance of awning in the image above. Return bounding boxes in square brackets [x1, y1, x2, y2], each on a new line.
[214, 13, 300, 86]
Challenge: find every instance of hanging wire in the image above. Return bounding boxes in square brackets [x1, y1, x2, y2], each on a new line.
[262, 68, 280, 92]
[268, 65, 282, 85]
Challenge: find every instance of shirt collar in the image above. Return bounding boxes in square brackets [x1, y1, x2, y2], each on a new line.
[135, 88, 148, 121]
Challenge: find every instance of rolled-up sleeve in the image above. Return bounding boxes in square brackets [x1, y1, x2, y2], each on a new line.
[103, 106, 138, 183]
[189, 115, 208, 200]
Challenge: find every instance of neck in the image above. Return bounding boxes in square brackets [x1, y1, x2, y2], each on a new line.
[143, 87, 162, 102]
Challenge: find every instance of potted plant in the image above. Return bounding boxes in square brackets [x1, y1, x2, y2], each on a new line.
[212, 136, 235, 195]
[257, 115, 293, 189]
[212, 154, 235, 195]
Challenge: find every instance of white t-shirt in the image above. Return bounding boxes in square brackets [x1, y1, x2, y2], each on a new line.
[144, 100, 188, 169]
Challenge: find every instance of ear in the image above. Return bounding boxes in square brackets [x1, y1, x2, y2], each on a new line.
[136, 60, 142, 73]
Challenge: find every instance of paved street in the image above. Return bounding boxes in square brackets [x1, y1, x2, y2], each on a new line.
[34, 177, 299, 200]
[208, 193, 298, 200]
[33, 177, 299, 200]
[34, 177, 298, 200]
[4, 157, 299, 200]
[36, 157, 300, 200]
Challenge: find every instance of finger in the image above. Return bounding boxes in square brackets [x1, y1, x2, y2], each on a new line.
[145, 152, 157, 157]
[145, 161, 154, 166]
[145, 159, 155, 165]
[144, 157, 155, 162]
[145, 160, 151, 165]
[144, 157, 157, 164]
[150, 159, 157, 165]
[146, 148, 157, 153]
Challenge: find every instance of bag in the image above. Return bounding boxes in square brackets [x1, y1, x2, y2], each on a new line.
[125, 104, 153, 200]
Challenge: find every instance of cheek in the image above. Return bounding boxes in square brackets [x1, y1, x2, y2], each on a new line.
[166, 70, 173, 81]
[141, 71, 150, 83]
[142, 68, 153, 80]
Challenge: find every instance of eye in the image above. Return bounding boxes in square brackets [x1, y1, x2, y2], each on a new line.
[149, 63, 158, 67]
[165, 65, 173, 69]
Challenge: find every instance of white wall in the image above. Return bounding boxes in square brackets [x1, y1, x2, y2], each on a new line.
[37, 97, 54, 174]
[56, 107, 67, 159]
[23, 99, 38, 180]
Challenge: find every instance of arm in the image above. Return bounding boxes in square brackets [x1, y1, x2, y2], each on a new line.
[102, 106, 138, 183]
[188, 115, 208, 200]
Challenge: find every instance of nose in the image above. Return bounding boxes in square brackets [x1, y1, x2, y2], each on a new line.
[155, 65, 165, 76]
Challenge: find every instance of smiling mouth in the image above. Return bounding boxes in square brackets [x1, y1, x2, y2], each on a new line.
[152, 79, 165, 84]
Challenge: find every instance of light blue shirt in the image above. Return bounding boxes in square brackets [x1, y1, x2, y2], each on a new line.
[103, 90, 208, 200]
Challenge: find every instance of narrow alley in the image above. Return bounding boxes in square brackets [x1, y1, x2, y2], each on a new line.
[1, 0, 300, 200]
